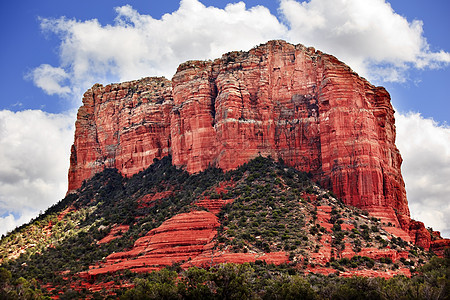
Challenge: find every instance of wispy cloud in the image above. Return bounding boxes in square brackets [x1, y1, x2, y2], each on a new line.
[26, 64, 72, 96]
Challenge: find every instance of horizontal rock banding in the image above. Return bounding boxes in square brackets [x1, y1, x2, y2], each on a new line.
[87, 210, 288, 277]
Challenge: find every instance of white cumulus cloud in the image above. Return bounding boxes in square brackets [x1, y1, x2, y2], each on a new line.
[27, 64, 72, 96]
[0, 110, 75, 236]
[396, 112, 450, 238]
[280, 0, 450, 82]
[34, 0, 286, 101]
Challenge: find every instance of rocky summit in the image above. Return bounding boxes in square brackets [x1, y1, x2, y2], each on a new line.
[70, 40, 419, 244]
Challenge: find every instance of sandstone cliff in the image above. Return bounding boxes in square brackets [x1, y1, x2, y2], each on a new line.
[68, 77, 173, 190]
[68, 40, 409, 232]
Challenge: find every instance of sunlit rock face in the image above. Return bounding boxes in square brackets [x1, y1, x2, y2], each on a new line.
[68, 40, 409, 231]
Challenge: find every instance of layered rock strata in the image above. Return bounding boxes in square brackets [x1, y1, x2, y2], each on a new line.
[87, 210, 288, 277]
[69, 40, 409, 230]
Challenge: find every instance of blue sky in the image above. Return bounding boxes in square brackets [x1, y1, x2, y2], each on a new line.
[0, 0, 181, 113]
[0, 0, 449, 237]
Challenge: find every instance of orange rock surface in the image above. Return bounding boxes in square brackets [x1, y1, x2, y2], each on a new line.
[170, 40, 409, 229]
[87, 210, 220, 277]
[186, 251, 289, 268]
[408, 220, 431, 249]
[137, 191, 174, 208]
[97, 225, 130, 245]
[86, 209, 288, 278]
[340, 268, 411, 279]
[306, 267, 411, 279]
[356, 247, 408, 262]
[195, 197, 234, 215]
[382, 226, 412, 243]
[430, 239, 450, 257]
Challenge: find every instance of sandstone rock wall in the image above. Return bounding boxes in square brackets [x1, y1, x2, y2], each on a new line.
[171, 40, 409, 224]
[68, 40, 409, 228]
[68, 77, 173, 191]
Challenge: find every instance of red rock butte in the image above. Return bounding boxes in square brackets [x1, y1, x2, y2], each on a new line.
[69, 40, 410, 233]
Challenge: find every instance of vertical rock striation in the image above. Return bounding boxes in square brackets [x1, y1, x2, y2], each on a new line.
[68, 77, 173, 191]
[68, 40, 409, 231]
[170, 40, 408, 226]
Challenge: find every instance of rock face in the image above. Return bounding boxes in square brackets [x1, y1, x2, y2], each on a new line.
[97, 225, 129, 245]
[68, 77, 173, 191]
[409, 221, 431, 249]
[69, 40, 409, 231]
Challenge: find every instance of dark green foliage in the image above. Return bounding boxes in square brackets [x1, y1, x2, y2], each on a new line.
[0, 155, 445, 299]
[329, 277, 381, 300]
[121, 269, 179, 300]
[0, 268, 48, 299]
[378, 256, 449, 300]
[178, 267, 214, 300]
[1, 156, 234, 296]
[119, 255, 449, 300]
[263, 275, 317, 300]
[209, 264, 254, 300]
[216, 157, 315, 255]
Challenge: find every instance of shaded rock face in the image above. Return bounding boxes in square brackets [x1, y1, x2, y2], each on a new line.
[69, 40, 409, 229]
[68, 77, 173, 191]
[430, 239, 450, 257]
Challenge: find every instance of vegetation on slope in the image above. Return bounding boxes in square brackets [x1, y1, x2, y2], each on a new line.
[0, 156, 447, 299]
[1, 156, 227, 275]
[119, 256, 449, 300]
[214, 157, 430, 272]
